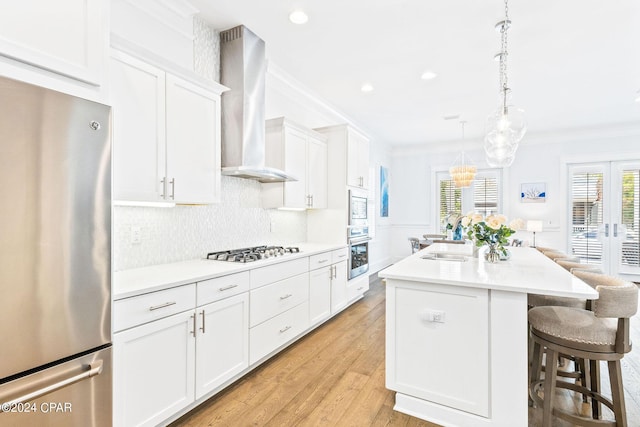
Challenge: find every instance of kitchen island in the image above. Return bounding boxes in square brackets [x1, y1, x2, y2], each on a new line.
[378, 243, 598, 427]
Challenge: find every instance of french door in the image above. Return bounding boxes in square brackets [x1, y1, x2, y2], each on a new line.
[568, 161, 640, 281]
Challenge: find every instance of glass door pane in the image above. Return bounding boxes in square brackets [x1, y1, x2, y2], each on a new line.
[569, 168, 605, 266]
[613, 163, 640, 277]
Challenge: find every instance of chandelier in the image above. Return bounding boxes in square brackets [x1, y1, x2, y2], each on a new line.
[484, 0, 526, 167]
[449, 121, 476, 188]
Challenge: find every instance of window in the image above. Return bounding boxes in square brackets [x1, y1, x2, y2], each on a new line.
[436, 169, 502, 232]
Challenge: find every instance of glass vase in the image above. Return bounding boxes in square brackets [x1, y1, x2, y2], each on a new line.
[485, 243, 501, 263]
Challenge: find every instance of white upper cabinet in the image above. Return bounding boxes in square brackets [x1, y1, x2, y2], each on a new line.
[345, 128, 370, 189]
[307, 134, 329, 208]
[111, 52, 165, 202]
[262, 117, 328, 209]
[314, 124, 370, 191]
[110, 50, 226, 204]
[0, 0, 106, 86]
[165, 74, 221, 204]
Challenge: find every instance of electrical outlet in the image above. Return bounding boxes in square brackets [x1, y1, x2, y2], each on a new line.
[423, 310, 446, 323]
[270, 221, 277, 233]
[130, 226, 141, 244]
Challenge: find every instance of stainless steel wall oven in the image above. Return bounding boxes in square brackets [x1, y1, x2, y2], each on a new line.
[349, 236, 370, 279]
[348, 189, 370, 279]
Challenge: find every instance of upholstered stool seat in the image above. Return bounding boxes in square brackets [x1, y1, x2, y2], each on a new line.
[529, 306, 618, 352]
[555, 259, 601, 274]
[527, 294, 586, 309]
[528, 273, 638, 426]
[535, 246, 558, 253]
[541, 250, 581, 263]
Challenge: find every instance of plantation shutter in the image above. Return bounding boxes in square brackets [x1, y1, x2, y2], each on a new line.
[570, 172, 603, 262]
[473, 177, 498, 216]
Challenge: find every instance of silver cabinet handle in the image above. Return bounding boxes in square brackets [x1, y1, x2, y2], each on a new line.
[160, 177, 167, 199]
[0, 360, 103, 407]
[317, 259, 329, 264]
[310, 194, 314, 207]
[280, 294, 293, 300]
[614, 223, 618, 237]
[332, 265, 337, 279]
[169, 178, 175, 200]
[199, 310, 206, 334]
[357, 286, 364, 291]
[218, 284, 239, 292]
[604, 223, 610, 237]
[149, 301, 176, 311]
[279, 325, 291, 333]
[190, 314, 196, 337]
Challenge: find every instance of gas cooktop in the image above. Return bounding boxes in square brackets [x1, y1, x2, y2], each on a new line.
[206, 245, 301, 263]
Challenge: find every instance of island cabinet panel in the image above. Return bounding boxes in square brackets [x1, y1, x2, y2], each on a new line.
[386, 280, 489, 418]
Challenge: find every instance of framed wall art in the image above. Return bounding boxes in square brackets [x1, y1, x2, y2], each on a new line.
[521, 182, 546, 203]
[380, 165, 389, 217]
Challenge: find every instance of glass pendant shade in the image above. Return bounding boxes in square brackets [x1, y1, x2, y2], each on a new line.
[484, 0, 526, 168]
[484, 103, 526, 167]
[449, 152, 477, 188]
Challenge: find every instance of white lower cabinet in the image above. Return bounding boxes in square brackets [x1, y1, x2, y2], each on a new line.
[114, 249, 352, 426]
[113, 310, 196, 427]
[347, 274, 369, 303]
[248, 260, 311, 364]
[195, 293, 249, 399]
[113, 275, 249, 427]
[309, 249, 349, 319]
[249, 302, 309, 364]
[309, 265, 332, 325]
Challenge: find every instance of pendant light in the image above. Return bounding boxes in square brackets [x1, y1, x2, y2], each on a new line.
[449, 121, 477, 188]
[484, 0, 526, 168]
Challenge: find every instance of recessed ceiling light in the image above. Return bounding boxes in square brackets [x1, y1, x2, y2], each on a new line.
[289, 10, 308, 24]
[361, 83, 374, 93]
[421, 70, 438, 80]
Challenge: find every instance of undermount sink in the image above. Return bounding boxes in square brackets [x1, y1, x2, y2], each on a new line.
[421, 253, 468, 262]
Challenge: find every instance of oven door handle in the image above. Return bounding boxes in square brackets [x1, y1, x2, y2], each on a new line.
[349, 237, 372, 245]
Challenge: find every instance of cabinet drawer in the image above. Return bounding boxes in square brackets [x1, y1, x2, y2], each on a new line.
[249, 302, 309, 364]
[309, 251, 332, 270]
[250, 272, 309, 327]
[197, 271, 250, 306]
[113, 284, 196, 332]
[250, 257, 308, 289]
[332, 248, 348, 264]
[347, 276, 369, 302]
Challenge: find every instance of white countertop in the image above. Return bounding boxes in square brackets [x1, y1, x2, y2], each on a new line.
[113, 243, 346, 300]
[379, 243, 599, 299]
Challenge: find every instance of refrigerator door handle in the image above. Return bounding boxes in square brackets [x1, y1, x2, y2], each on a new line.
[1, 360, 103, 407]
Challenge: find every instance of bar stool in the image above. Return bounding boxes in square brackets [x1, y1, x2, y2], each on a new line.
[535, 246, 559, 253]
[408, 237, 420, 254]
[555, 259, 602, 274]
[541, 250, 581, 263]
[529, 272, 638, 426]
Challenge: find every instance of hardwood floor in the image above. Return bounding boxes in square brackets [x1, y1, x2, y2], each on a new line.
[171, 276, 640, 427]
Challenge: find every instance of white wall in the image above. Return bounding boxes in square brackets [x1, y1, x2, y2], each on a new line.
[369, 139, 393, 273]
[389, 125, 640, 262]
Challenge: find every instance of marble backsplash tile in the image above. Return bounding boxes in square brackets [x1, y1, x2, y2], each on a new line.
[113, 176, 307, 271]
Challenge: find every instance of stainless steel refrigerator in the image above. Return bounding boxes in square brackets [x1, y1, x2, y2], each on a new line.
[0, 76, 112, 426]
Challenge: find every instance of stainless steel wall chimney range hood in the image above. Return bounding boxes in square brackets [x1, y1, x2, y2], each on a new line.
[220, 25, 296, 183]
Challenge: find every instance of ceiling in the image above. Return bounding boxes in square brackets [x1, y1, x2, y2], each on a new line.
[191, 0, 640, 146]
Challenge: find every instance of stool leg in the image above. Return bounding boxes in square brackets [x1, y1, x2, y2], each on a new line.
[578, 358, 589, 404]
[608, 360, 627, 427]
[530, 340, 543, 406]
[590, 359, 601, 419]
[543, 348, 558, 427]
